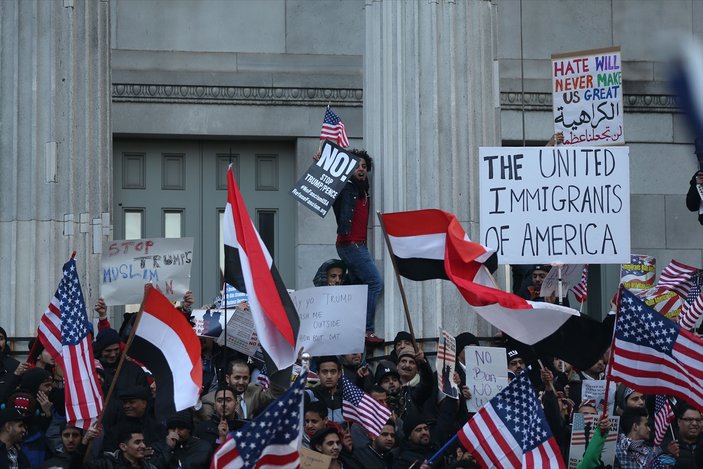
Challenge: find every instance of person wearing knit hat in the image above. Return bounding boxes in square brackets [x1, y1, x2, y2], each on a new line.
[389, 331, 413, 363]
[19, 368, 53, 397]
[93, 328, 121, 364]
[151, 409, 212, 468]
[506, 348, 526, 375]
[0, 407, 30, 468]
[394, 409, 442, 469]
[0, 327, 19, 377]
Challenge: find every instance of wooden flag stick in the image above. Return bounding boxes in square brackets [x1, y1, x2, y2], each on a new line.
[376, 211, 418, 352]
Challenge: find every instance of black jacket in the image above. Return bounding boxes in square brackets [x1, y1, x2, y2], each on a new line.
[686, 173, 703, 225]
[0, 442, 30, 469]
[152, 435, 213, 469]
[85, 451, 156, 469]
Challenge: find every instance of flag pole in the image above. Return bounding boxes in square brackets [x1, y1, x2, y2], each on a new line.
[84, 285, 150, 463]
[601, 286, 623, 418]
[427, 434, 458, 464]
[376, 211, 418, 351]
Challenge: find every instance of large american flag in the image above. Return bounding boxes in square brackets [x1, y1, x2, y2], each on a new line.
[457, 371, 565, 468]
[610, 289, 703, 411]
[37, 258, 103, 429]
[341, 375, 392, 438]
[211, 371, 305, 469]
[319, 106, 349, 148]
[653, 395, 675, 446]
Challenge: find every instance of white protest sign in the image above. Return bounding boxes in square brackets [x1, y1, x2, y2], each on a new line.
[552, 47, 624, 146]
[291, 285, 367, 356]
[101, 238, 194, 305]
[216, 306, 260, 356]
[436, 330, 459, 399]
[568, 413, 619, 468]
[540, 264, 585, 298]
[581, 379, 616, 416]
[191, 309, 226, 338]
[465, 346, 509, 413]
[479, 147, 630, 264]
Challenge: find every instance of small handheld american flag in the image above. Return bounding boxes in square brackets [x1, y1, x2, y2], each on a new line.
[320, 105, 349, 148]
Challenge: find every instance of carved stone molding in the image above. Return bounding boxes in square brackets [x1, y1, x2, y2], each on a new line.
[112, 84, 363, 107]
[500, 91, 681, 113]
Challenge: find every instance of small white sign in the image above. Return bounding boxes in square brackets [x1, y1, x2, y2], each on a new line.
[465, 346, 509, 413]
[291, 285, 367, 356]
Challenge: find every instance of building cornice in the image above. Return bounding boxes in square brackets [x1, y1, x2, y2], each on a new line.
[111, 85, 680, 114]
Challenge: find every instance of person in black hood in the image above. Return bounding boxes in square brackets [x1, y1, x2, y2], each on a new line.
[313, 259, 347, 287]
[686, 169, 703, 225]
[0, 327, 19, 377]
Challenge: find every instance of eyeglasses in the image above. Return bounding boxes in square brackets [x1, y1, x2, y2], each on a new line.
[679, 417, 703, 424]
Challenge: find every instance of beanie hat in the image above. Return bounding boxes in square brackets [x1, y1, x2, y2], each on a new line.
[0, 327, 7, 341]
[93, 328, 121, 356]
[506, 348, 522, 362]
[393, 331, 413, 348]
[402, 409, 429, 439]
[19, 368, 52, 394]
[396, 346, 416, 363]
[166, 410, 193, 430]
[7, 392, 35, 415]
[455, 332, 479, 353]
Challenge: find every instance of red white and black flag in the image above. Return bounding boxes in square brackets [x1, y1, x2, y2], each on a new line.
[128, 287, 202, 419]
[381, 209, 578, 345]
[224, 166, 299, 369]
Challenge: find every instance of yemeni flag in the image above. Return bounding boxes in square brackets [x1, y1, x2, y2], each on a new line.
[223, 166, 299, 369]
[381, 209, 579, 345]
[128, 287, 202, 419]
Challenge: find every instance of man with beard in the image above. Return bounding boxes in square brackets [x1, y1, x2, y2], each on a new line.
[662, 403, 703, 468]
[331, 149, 384, 345]
[0, 407, 30, 468]
[101, 386, 165, 455]
[352, 421, 395, 468]
[392, 412, 441, 469]
[151, 411, 212, 468]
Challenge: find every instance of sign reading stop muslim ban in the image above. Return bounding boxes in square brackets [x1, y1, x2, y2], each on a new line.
[290, 140, 359, 217]
[552, 46, 624, 146]
[291, 285, 367, 356]
[479, 147, 630, 264]
[101, 237, 194, 305]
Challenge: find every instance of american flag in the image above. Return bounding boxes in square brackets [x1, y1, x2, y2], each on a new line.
[436, 330, 456, 363]
[211, 371, 305, 469]
[656, 260, 699, 298]
[653, 395, 675, 446]
[620, 255, 656, 291]
[457, 371, 565, 468]
[320, 106, 349, 148]
[570, 265, 588, 303]
[37, 258, 103, 429]
[610, 289, 703, 411]
[341, 375, 392, 438]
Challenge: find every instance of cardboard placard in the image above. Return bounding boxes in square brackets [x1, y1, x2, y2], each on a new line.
[479, 147, 630, 264]
[436, 330, 459, 399]
[292, 285, 367, 356]
[465, 346, 509, 413]
[101, 238, 194, 305]
[552, 47, 624, 146]
[290, 140, 359, 217]
[299, 447, 332, 469]
[568, 413, 619, 468]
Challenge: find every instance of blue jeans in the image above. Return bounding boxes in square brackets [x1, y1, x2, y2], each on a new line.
[336, 243, 383, 332]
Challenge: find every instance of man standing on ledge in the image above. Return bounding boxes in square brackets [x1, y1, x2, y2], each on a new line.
[332, 149, 384, 344]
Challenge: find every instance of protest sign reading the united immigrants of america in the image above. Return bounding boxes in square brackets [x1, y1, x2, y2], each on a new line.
[479, 147, 630, 264]
[100, 237, 194, 305]
[552, 46, 623, 146]
[290, 140, 359, 217]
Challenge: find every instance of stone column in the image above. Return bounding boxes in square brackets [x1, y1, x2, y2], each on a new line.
[0, 0, 111, 337]
[365, 0, 500, 339]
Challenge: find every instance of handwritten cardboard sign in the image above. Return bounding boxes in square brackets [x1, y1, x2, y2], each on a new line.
[436, 330, 459, 399]
[290, 140, 359, 217]
[581, 380, 616, 416]
[465, 346, 509, 413]
[299, 447, 332, 469]
[540, 264, 585, 298]
[101, 238, 194, 305]
[568, 413, 619, 468]
[216, 306, 261, 357]
[552, 46, 624, 146]
[479, 147, 630, 264]
[291, 285, 367, 356]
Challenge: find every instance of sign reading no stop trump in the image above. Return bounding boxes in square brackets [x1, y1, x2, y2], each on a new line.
[479, 147, 630, 264]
